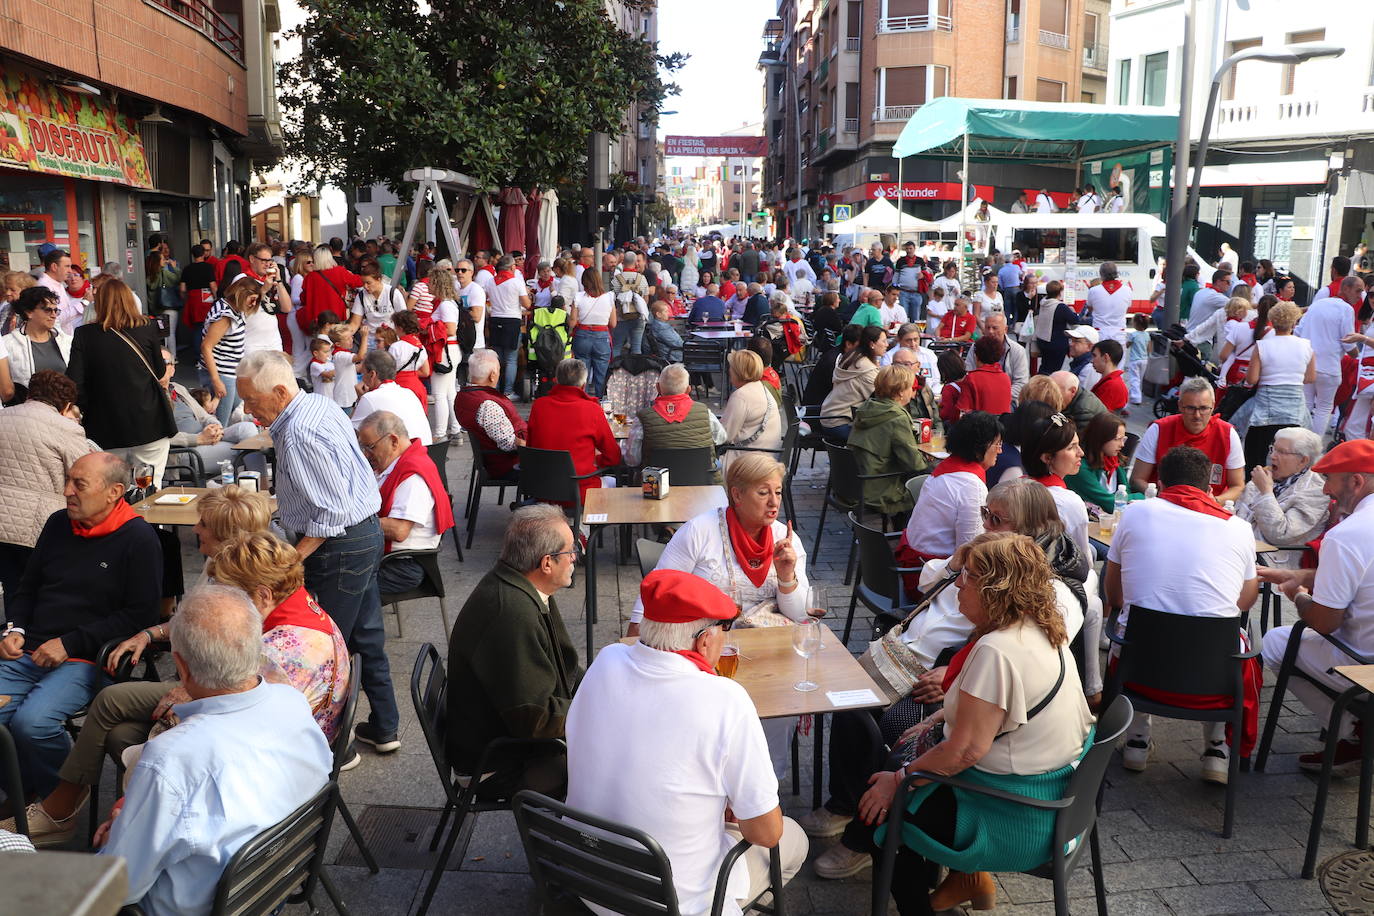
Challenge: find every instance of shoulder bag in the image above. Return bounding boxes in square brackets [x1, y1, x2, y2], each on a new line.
[857, 572, 962, 702]
[113, 326, 177, 438]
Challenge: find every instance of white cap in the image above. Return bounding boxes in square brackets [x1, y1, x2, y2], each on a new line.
[1065, 325, 1100, 344]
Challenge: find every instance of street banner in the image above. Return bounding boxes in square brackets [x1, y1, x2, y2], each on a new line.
[665, 136, 768, 157]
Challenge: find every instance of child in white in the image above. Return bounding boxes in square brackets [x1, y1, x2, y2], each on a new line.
[1124, 314, 1151, 405]
[328, 324, 359, 410]
[308, 338, 335, 402]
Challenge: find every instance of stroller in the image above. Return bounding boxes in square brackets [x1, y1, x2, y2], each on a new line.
[1151, 325, 1220, 419]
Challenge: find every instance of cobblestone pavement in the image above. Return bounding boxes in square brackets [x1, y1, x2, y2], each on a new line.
[134, 394, 1353, 914]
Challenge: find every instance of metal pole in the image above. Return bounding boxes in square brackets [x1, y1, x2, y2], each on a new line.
[1185, 77, 1224, 266]
[960, 129, 969, 280]
[1162, 0, 1196, 330]
[791, 63, 803, 241]
[897, 156, 904, 245]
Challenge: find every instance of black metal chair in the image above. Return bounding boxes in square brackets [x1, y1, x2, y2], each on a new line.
[331, 653, 378, 875]
[0, 724, 26, 836]
[513, 790, 787, 916]
[845, 513, 922, 647]
[683, 338, 728, 400]
[410, 643, 564, 916]
[82, 638, 151, 844]
[378, 549, 451, 637]
[636, 537, 666, 578]
[1105, 607, 1257, 838]
[816, 442, 910, 585]
[1255, 618, 1374, 877]
[871, 697, 1132, 916]
[517, 447, 602, 537]
[164, 446, 209, 486]
[643, 445, 717, 486]
[426, 438, 464, 563]
[464, 433, 513, 549]
[208, 781, 349, 916]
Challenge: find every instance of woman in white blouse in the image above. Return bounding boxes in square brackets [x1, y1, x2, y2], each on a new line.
[1021, 412, 1092, 558]
[901, 411, 1003, 562]
[720, 350, 783, 476]
[569, 268, 617, 397]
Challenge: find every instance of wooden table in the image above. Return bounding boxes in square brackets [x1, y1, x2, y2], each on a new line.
[1090, 523, 1275, 554]
[231, 431, 273, 451]
[1, 851, 127, 916]
[132, 486, 277, 526]
[581, 485, 729, 664]
[615, 625, 885, 806]
[1335, 665, 1374, 695]
[917, 432, 947, 460]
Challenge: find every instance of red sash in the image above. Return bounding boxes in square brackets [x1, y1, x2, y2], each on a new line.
[71, 499, 139, 538]
[651, 393, 694, 423]
[262, 586, 336, 636]
[377, 439, 455, 552]
[1158, 484, 1230, 519]
[671, 650, 718, 675]
[932, 456, 986, 482]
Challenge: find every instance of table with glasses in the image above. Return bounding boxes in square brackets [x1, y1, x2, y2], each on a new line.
[690, 329, 754, 348]
[618, 623, 886, 806]
[131, 486, 277, 526]
[1090, 523, 1275, 554]
[582, 485, 729, 663]
[917, 432, 947, 461]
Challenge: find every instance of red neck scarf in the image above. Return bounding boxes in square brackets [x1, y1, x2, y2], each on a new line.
[671, 649, 718, 675]
[377, 439, 456, 552]
[1100, 453, 1120, 480]
[652, 393, 694, 424]
[1101, 279, 1123, 295]
[932, 456, 986, 482]
[262, 586, 336, 636]
[1240, 273, 1258, 288]
[1159, 484, 1231, 519]
[332, 345, 351, 355]
[494, 269, 515, 285]
[401, 333, 422, 347]
[762, 367, 782, 391]
[726, 506, 774, 587]
[478, 264, 495, 275]
[312, 357, 329, 365]
[1034, 474, 1067, 489]
[72, 499, 139, 538]
[537, 275, 554, 289]
[942, 637, 979, 691]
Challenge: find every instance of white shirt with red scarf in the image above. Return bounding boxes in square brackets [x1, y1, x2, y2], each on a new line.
[376, 455, 440, 551]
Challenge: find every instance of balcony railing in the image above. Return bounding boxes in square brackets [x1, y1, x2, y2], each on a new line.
[1006, 26, 1020, 43]
[844, 117, 859, 132]
[1216, 95, 1325, 133]
[845, 36, 860, 51]
[874, 105, 919, 121]
[816, 58, 830, 83]
[1038, 29, 1070, 49]
[146, 0, 244, 63]
[879, 15, 953, 33]
[1082, 43, 1106, 69]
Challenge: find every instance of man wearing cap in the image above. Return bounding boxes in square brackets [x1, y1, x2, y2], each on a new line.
[1261, 439, 1374, 772]
[1065, 324, 1101, 392]
[566, 570, 807, 915]
[1130, 376, 1245, 504]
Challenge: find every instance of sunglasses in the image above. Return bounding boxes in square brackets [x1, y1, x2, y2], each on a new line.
[693, 615, 740, 640]
[36, 306, 61, 315]
[980, 505, 1007, 527]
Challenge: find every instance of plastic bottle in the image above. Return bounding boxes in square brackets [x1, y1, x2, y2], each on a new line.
[218, 460, 234, 487]
[1144, 483, 1158, 499]
[1223, 499, 1236, 515]
[1114, 484, 1128, 518]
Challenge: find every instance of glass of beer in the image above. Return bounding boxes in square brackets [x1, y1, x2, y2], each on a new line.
[613, 411, 627, 427]
[1097, 510, 1118, 536]
[717, 645, 740, 678]
[135, 463, 154, 490]
[915, 319, 927, 334]
[808, 585, 827, 649]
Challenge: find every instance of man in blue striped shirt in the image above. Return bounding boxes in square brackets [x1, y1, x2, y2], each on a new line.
[235, 350, 400, 752]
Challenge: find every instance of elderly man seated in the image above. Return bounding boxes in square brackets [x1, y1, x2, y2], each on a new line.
[455, 349, 527, 482]
[1106, 446, 1259, 784]
[447, 505, 582, 796]
[0, 452, 160, 798]
[356, 410, 455, 593]
[567, 570, 808, 914]
[526, 357, 623, 501]
[97, 585, 331, 916]
[627, 363, 727, 470]
[1234, 426, 1328, 569]
[1261, 440, 1374, 772]
[351, 349, 433, 445]
[1050, 369, 1107, 432]
[1129, 376, 1245, 504]
[883, 321, 941, 396]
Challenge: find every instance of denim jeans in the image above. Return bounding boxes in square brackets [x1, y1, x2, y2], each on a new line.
[898, 290, 924, 321]
[572, 329, 612, 397]
[612, 317, 645, 356]
[199, 367, 240, 426]
[377, 555, 425, 595]
[488, 317, 523, 398]
[301, 516, 397, 734]
[0, 655, 109, 796]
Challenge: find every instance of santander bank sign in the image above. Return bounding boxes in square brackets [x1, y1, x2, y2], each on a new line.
[866, 182, 993, 202]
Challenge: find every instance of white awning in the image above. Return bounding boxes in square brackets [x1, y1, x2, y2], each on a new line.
[1196, 160, 1329, 188]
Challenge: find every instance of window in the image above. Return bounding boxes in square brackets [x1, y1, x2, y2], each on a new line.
[1036, 78, 1066, 102]
[1012, 228, 1138, 265]
[1081, 91, 1095, 103]
[1040, 0, 1067, 35]
[1006, 75, 1019, 99]
[1224, 38, 1261, 100]
[1083, 12, 1100, 66]
[1117, 59, 1131, 105]
[845, 82, 860, 118]
[1083, 12, 1098, 46]
[846, 1, 861, 41]
[879, 65, 948, 114]
[1283, 28, 1326, 96]
[1140, 52, 1168, 106]
[356, 186, 373, 203]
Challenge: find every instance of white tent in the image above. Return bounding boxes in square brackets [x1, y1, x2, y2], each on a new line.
[934, 197, 1012, 232]
[830, 196, 941, 236]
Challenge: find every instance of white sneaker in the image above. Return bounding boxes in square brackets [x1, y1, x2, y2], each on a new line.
[1200, 744, 1230, 785]
[813, 843, 872, 879]
[1121, 738, 1152, 772]
[0, 801, 82, 848]
[797, 806, 853, 838]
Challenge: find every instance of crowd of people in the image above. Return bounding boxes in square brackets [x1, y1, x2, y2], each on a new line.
[1, 221, 1374, 916]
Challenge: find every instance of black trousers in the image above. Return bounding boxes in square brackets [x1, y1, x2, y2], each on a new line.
[845, 783, 957, 916]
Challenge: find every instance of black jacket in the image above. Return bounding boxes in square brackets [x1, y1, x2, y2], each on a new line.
[67, 321, 175, 448]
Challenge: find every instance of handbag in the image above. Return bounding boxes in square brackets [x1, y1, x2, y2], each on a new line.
[114, 326, 177, 438]
[1217, 382, 1256, 420]
[857, 572, 961, 702]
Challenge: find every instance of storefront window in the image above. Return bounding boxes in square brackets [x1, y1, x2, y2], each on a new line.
[0, 171, 99, 271]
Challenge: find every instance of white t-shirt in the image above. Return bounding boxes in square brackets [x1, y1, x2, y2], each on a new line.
[308, 359, 334, 402]
[1219, 320, 1265, 382]
[331, 350, 357, 408]
[241, 306, 283, 354]
[1135, 422, 1245, 472]
[431, 299, 459, 341]
[489, 277, 527, 320]
[575, 292, 614, 327]
[388, 339, 428, 375]
[458, 282, 488, 350]
[1087, 283, 1132, 344]
[972, 291, 1003, 320]
[1107, 498, 1256, 621]
[1076, 194, 1100, 213]
[904, 471, 986, 559]
[350, 381, 433, 445]
[881, 345, 942, 398]
[1035, 192, 1056, 213]
[1187, 287, 1231, 331]
[567, 642, 779, 916]
[376, 457, 441, 551]
[352, 283, 406, 331]
[1044, 484, 1091, 557]
[1312, 493, 1374, 656]
[879, 302, 908, 328]
[1256, 334, 1312, 387]
[476, 267, 498, 303]
[1297, 296, 1355, 377]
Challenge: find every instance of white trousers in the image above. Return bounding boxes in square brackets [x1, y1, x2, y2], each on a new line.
[1125, 359, 1145, 403]
[110, 437, 172, 489]
[428, 344, 462, 439]
[1346, 394, 1374, 440]
[727, 818, 808, 905]
[1262, 624, 1363, 740]
[1305, 371, 1342, 436]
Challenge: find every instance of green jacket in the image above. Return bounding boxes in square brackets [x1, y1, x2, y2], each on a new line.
[1064, 386, 1107, 433]
[446, 561, 583, 773]
[1065, 461, 1138, 514]
[847, 396, 929, 515]
[850, 304, 885, 328]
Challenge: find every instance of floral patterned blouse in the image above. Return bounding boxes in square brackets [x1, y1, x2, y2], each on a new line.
[260, 586, 351, 742]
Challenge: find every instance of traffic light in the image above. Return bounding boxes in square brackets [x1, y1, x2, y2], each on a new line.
[821, 211, 831, 223]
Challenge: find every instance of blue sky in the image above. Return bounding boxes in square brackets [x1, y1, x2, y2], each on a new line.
[656, 0, 776, 139]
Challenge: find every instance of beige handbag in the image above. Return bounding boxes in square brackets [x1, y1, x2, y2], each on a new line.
[857, 573, 960, 703]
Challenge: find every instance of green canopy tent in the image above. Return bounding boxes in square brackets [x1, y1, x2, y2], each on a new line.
[889, 97, 1179, 248]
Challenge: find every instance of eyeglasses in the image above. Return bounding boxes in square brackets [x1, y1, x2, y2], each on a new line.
[1179, 404, 1214, 414]
[980, 505, 1008, 527]
[1268, 446, 1300, 458]
[455, 267, 471, 272]
[36, 306, 61, 315]
[358, 436, 385, 453]
[546, 548, 578, 563]
[693, 616, 740, 640]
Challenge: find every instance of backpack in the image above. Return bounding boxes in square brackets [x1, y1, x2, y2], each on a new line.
[423, 319, 452, 373]
[455, 299, 477, 355]
[532, 317, 567, 377]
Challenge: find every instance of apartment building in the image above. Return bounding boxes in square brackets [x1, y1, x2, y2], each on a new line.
[1109, 0, 1374, 294]
[760, 0, 1110, 239]
[0, 0, 283, 283]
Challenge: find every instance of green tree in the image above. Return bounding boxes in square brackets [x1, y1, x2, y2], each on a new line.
[279, 0, 683, 197]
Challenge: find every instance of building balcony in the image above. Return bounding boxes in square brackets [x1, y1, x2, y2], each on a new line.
[148, 0, 244, 63]
[1211, 93, 1374, 141]
[1007, 26, 1020, 43]
[878, 15, 952, 34]
[1038, 30, 1070, 50]
[844, 117, 859, 133]
[1082, 43, 1107, 70]
[874, 105, 919, 121]
[817, 57, 830, 84]
[845, 36, 860, 51]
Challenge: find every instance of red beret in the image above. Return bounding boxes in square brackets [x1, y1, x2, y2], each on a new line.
[639, 570, 738, 624]
[1312, 439, 1374, 476]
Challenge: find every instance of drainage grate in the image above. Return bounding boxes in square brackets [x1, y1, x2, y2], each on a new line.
[1321, 850, 1374, 915]
[336, 805, 458, 871]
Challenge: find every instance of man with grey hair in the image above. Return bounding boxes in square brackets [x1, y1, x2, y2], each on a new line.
[627, 363, 726, 473]
[455, 349, 526, 481]
[612, 249, 650, 356]
[488, 254, 531, 398]
[1086, 260, 1131, 345]
[568, 569, 807, 912]
[350, 348, 433, 445]
[446, 504, 581, 795]
[0, 452, 160, 809]
[97, 585, 331, 916]
[235, 349, 400, 752]
[526, 358, 623, 500]
[1050, 368, 1108, 432]
[454, 258, 488, 350]
[1129, 375, 1245, 504]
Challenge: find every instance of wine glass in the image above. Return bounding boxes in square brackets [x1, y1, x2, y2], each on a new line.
[792, 618, 821, 692]
[132, 463, 154, 503]
[807, 585, 827, 649]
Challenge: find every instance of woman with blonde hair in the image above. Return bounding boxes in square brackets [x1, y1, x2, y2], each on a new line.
[286, 249, 317, 373]
[1019, 374, 1063, 412]
[720, 349, 783, 474]
[66, 278, 176, 485]
[425, 264, 468, 440]
[192, 483, 275, 559]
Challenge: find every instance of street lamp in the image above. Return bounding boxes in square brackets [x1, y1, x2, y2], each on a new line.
[1162, 40, 1344, 328]
[758, 48, 804, 243]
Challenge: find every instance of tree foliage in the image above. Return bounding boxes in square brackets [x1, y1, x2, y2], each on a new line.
[278, 0, 684, 196]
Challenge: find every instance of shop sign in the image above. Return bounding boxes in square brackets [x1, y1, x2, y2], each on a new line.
[0, 64, 153, 189]
[664, 136, 768, 157]
[845, 182, 995, 203]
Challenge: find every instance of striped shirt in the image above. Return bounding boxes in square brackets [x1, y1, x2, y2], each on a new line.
[270, 391, 380, 538]
[200, 299, 246, 375]
[409, 280, 434, 320]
